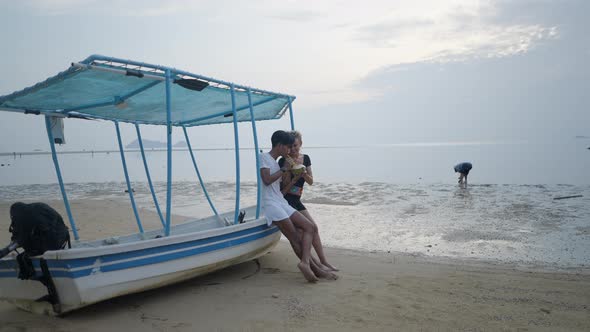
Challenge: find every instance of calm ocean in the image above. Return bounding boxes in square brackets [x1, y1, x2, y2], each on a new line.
[1, 139, 589, 269]
[1, 139, 589, 185]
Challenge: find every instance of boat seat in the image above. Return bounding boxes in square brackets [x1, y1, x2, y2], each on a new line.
[102, 237, 119, 245]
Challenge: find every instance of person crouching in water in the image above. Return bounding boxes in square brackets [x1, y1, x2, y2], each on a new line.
[454, 162, 473, 187]
[259, 130, 337, 282]
[278, 130, 338, 271]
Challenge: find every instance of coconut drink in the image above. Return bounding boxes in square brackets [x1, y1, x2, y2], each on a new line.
[284, 156, 305, 176]
[291, 164, 306, 176]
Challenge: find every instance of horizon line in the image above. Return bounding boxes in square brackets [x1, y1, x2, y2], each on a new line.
[0, 140, 531, 156]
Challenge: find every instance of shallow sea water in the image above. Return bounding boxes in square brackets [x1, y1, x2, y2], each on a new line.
[1, 181, 588, 270]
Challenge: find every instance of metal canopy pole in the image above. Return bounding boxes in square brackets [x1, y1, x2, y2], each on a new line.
[164, 69, 173, 236]
[44, 116, 79, 240]
[135, 124, 166, 227]
[182, 126, 219, 217]
[230, 84, 240, 224]
[115, 121, 144, 234]
[247, 89, 262, 219]
[287, 96, 295, 130]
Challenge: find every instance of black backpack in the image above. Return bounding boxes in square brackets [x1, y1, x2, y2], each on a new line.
[9, 202, 71, 256]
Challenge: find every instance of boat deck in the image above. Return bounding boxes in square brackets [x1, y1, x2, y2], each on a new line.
[75, 205, 261, 248]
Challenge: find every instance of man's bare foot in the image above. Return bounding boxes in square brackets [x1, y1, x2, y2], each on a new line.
[298, 262, 318, 283]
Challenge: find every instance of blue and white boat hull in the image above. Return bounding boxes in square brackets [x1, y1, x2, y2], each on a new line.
[0, 215, 279, 315]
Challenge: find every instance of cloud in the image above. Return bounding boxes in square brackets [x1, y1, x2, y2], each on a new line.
[19, 0, 99, 15]
[354, 18, 435, 47]
[333, 0, 590, 143]
[14, 0, 322, 20]
[266, 10, 323, 23]
[14, 0, 204, 17]
[351, 0, 559, 62]
[426, 25, 558, 62]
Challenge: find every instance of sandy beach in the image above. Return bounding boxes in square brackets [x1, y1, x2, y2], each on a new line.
[0, 199, 589, 331]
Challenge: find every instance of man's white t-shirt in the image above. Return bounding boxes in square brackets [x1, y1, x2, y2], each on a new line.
[259, 152, 284, 203]
[259, 152, 296, 224]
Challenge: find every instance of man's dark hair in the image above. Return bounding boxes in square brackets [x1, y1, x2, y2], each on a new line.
[271, 130, 294, 147]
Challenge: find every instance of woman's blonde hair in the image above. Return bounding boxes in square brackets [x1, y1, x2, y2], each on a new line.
[290, 130, 302, 142]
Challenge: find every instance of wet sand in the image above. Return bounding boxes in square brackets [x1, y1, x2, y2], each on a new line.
[0, 200, 589, 331]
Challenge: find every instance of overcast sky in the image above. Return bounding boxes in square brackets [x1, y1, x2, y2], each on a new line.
[0, 0, 588, 151]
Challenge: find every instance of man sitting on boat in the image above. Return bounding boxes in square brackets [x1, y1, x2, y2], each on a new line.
[259, 130, 337, 282]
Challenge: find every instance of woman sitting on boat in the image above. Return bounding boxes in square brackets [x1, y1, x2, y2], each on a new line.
[279, 131, 338, 272]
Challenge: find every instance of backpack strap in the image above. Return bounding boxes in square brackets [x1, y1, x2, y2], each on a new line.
[16, 252, 36, 280]
[64, 232, 71, 249]
[37, 258, 62, 314]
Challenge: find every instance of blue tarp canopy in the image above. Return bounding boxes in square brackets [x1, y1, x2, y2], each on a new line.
[0, 55, 295, 127]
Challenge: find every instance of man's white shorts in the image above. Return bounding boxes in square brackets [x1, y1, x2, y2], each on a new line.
[263, 200, 296, 226]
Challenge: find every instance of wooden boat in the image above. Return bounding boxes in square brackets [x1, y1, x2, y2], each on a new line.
[0, 55, 297, 315]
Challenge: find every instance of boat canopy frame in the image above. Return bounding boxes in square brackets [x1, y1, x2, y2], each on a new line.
[0, 54, 295, 127]
[0, 55, 297, 241]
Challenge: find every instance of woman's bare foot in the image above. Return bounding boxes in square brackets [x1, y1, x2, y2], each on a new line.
[313, 266, 339, 280]
[317, 263, 330, 271]
[297, 262, 318, 283]
[322, 262, 339, 272]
